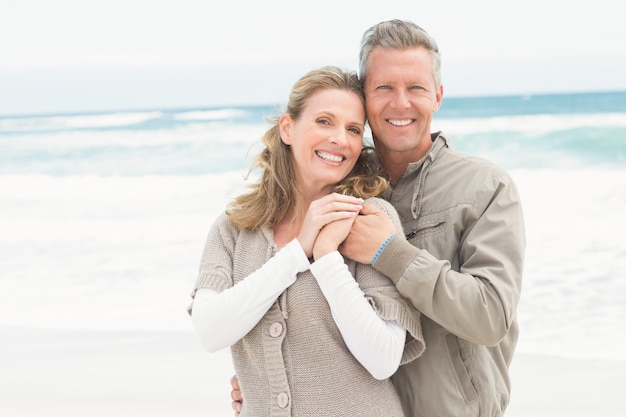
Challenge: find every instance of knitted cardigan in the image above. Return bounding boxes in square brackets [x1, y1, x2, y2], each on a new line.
[191, 197, 425, 417]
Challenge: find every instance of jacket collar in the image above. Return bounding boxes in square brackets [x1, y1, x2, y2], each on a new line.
[386, 132, 449, 219]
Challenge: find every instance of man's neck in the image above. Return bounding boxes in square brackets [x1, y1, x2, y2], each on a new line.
[380, 154, 409, 186]
[377, 140, 433, 185]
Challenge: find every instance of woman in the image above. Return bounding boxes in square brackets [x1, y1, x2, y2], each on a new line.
[189, 66, 424, 417]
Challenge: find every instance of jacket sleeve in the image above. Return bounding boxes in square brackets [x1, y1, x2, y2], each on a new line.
[373, 173, 525, 346]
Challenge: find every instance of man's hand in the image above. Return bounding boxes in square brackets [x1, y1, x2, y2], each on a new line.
[340, 203, 396, 264]
[230, 374, 242, 416]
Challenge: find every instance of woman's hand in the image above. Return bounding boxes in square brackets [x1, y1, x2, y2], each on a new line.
[313, 215, 356, 260]
[297, 193, 363, 257]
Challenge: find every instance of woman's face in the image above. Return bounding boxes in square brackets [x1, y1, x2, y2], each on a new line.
[279, 88, 365, 197]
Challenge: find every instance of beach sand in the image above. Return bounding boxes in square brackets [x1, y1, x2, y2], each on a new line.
[1, 327, 624, 417]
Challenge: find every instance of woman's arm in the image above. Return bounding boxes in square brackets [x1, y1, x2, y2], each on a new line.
[191, 239, 309, 352]
[310, 252, 406, 381]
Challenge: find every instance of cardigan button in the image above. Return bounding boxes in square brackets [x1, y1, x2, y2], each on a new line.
[277, 391, 289, 408]
[269, 322, 283, 338]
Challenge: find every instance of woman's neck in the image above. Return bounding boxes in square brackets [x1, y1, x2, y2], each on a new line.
[273, 184, 335, 248]
[272, 201, 306, 249]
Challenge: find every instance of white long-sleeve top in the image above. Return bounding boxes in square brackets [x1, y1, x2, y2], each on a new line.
[192, 239, 406, 380]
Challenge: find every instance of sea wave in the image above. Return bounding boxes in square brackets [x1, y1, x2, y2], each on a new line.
[3, 108, 625, 137]
[2, 103, 626, 175]
[433, 112, 626, 135]
[0, 111, 163, 133]
[173, 108, 248, 121]
[2, 170, 625, 361]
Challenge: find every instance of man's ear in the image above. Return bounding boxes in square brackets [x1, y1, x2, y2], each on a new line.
[278, 114, 293, 145]
[433, 83, 444, 112]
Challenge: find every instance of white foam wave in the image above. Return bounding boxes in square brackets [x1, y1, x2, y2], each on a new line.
[4, 110, 625, 139]
[0, 172, 251, 333]
[173, 108, 248, 121]
[0, 111, 163, 132]
[510, 168, 626, 362]
[1, 170, 625, 362]
[433, 112, 626, 135]
[2, 122, 266, 150]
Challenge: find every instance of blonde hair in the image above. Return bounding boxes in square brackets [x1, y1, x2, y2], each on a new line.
[227, 66, 387, 231]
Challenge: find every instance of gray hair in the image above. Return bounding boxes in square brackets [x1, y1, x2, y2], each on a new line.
[359, 19, 441, 87]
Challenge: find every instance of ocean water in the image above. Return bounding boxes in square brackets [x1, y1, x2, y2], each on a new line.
[1, 91, 625, 362]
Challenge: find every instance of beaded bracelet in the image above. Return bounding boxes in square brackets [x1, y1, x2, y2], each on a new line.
[371, 232, 395, 265]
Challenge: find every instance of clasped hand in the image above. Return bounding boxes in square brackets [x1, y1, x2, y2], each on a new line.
[297, 193, 363, 260]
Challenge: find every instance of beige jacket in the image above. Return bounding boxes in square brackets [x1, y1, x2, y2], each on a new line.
[375, 133, 526, 417]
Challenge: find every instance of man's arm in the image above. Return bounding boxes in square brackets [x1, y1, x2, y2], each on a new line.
[342, 177, 525, 346]
[373, 178, 525, 346]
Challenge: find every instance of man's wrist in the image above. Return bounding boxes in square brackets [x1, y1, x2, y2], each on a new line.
[370, 232, 395, 264]
[372, 233, 419, 283]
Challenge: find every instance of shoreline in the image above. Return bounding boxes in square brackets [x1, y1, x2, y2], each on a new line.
[1, 327, 624, 416]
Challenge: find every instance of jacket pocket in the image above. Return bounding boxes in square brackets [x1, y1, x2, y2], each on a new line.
[445, 333, 479, 404]
[403, 212, 446, 241]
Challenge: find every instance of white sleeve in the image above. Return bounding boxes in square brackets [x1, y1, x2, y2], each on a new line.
[191, 239, 310, 353]
[309, 251, 406, 380]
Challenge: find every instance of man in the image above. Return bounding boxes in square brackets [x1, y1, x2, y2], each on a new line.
[231, 19, 525, 417]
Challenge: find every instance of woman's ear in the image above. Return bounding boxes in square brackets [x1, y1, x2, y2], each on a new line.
[278, 114, 293, 145]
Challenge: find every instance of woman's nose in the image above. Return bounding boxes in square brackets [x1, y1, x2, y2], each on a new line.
[329, 129, 348, 147]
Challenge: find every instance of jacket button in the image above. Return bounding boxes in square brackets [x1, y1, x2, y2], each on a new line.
[277, 392, 289, 408]
[269, 322, 283, 338]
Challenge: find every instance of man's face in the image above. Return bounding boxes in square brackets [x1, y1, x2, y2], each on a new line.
[364, 46, 442, 160]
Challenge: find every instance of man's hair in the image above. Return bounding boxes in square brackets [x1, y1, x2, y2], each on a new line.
[359, 19, 441, 87]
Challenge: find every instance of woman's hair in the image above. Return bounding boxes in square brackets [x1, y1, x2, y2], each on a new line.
[227, 66, 388, 231]
[359, 19, 441, 87]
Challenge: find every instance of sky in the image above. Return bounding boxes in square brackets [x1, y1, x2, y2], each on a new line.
[1, 0, 625, 116]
